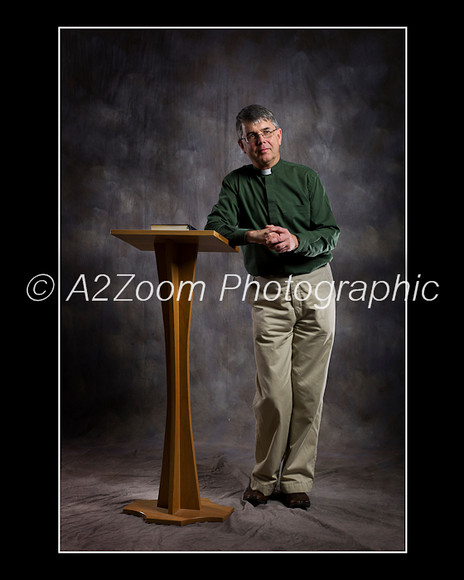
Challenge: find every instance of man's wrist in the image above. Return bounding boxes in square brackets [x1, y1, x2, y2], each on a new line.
[246, 230, 260, 244]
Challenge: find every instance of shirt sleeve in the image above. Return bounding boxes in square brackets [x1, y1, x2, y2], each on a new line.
[292, 172, 340, 258]
[204, 176, 249, 246]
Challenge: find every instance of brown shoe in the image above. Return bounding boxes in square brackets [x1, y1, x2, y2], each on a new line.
[282, 492, 311, 509]
[243, 486, 269, 506]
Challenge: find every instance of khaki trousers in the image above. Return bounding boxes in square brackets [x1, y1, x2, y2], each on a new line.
[246, 264, 335, 495]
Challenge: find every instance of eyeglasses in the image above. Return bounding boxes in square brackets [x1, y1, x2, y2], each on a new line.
[240, 128, 279, 144]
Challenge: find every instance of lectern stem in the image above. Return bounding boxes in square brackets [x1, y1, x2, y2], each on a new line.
[154, 241, 201, 513]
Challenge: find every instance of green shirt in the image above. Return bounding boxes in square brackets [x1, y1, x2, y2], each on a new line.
[205, 159, 340, 276]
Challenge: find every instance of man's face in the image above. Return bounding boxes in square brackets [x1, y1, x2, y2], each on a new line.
[238, 119, 282, 169]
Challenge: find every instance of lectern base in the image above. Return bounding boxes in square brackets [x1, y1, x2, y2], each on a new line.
[123, 498, 234, 526]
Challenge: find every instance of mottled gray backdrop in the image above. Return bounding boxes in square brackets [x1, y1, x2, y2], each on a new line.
[60, 28, 405, 454]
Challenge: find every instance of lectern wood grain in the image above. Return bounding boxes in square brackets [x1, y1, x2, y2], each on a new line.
[111, 229, 235, 525]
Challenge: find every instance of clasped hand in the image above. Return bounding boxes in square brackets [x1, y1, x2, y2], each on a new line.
[247, 225, 299, 253]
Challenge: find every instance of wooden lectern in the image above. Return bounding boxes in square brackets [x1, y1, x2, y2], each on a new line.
[110, 229, 238, 525]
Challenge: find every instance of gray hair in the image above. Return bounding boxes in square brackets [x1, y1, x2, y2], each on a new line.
[235, 104, 280, 139]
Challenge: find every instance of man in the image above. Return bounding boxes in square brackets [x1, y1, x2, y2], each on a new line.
[205, 104, 340, 509]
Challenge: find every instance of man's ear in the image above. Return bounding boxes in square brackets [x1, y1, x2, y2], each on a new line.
[238, 139, 247, 153]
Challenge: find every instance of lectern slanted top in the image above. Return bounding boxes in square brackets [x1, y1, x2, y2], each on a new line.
[110, 229, 237, 526]
[111, 228, 239, 253]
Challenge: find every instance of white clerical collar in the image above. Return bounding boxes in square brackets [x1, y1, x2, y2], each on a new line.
[260, 168, 272, 176]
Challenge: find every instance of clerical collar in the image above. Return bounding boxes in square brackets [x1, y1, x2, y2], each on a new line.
[251, 159, 281, 175]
